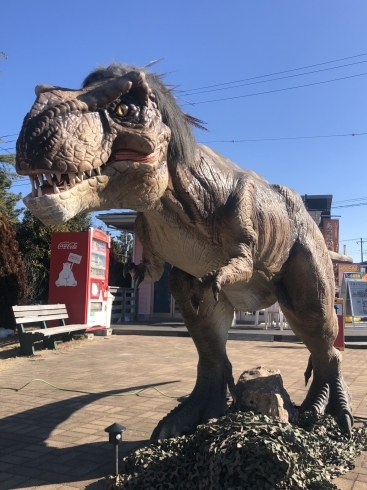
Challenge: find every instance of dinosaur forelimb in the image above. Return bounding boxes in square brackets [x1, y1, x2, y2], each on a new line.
[123, 260, 146, 293]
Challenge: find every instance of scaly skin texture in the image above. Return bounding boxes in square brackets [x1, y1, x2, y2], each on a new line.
[16, 63, 353, 438]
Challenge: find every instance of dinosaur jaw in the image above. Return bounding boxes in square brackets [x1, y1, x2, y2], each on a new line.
[22, 146, 168, 225]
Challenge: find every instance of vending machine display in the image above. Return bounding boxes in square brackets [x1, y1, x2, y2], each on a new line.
[49, 228, 111, 329]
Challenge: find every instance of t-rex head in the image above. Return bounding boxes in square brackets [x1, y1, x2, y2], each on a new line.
[16, 64, 198, 225]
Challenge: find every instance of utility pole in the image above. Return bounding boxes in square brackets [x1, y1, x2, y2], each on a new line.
[356, 238, 367, 263]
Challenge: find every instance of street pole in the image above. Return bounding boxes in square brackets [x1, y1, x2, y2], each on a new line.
[357, 238, 367, 263]
[361, 238, 363, 264]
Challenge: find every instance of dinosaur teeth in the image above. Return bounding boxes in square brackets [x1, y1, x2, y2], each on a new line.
[30, 176, 37, 198]
[96, 167, 101, 175]
[64, 181, 68, 192]
[53, 181, 60, 194]
[37, 173, 44, 184]
[87, 170, 92, 177]
[46, 174, 53, 186]
[75, 175, 81, 183]
[37, 186, 43, 197]
[55, 172, 61, 182]
[68, 173, 76, 186]
[78, 171, 84, 182]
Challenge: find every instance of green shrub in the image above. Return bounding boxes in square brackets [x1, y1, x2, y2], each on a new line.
[0, 213, 28, 329]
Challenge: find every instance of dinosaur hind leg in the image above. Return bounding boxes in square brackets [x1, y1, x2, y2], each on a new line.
[151, 267, 235, 440]
[277, 242, 353, 436]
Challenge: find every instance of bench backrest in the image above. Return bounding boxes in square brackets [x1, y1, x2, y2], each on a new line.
[12, 304, 69, 325]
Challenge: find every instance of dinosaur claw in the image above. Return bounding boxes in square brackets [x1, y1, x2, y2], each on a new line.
[190, 295, 201, 315]
[212, 283, 221, 302]
[190, 278, 204, 314]
[304, 355, 313, 386]
[340, 411, 353, 438]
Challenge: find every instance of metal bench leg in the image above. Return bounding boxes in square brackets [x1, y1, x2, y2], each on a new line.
[43, 337, 57, 350]
[20, 336, 35, 356]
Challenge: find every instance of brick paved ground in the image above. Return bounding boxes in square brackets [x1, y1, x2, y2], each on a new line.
[0, 335, 366, 489]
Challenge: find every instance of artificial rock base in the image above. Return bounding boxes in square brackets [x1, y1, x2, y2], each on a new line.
[235, 365, 297, 423]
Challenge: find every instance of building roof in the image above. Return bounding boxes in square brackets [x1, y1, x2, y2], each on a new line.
[97, 211, 137, 232]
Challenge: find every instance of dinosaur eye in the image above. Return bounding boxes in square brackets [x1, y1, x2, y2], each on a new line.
[115, 104, 129, 117]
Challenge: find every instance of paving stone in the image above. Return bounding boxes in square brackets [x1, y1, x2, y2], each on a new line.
[0, 474, 29, 490]
[0, 335, 366, 489]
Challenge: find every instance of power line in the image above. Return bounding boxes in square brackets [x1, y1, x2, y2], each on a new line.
[180, 52, 367, 93]
[0, 133, 18, 139]
[4, 131, 367, 158]
[201, 132, 367, 144]
[0, 146, 12, 154]
[332, 201, 367, 209]
[181, 59, 367, 96]
[340, 237, 367, 242]
[182, 72, 367, 106]
[5, 131, 367, 155]
[333, 196, 367, 204]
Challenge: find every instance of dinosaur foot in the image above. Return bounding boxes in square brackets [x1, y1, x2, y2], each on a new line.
[151, 358, 236, 440]
[151, 387, 228, 440]
[299, 355, 353, 436]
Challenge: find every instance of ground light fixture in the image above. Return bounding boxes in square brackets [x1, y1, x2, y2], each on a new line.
[105, 422, 126, 476]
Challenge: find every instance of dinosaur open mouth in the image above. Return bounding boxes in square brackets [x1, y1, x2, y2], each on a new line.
[28, 167, 106, 198]
[26, 147, 162, 198]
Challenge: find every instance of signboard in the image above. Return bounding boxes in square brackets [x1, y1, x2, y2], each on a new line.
[323, 219, 339, 252]
[348, 280, 367, 317]
[342, 272, 362, 281]
[338, 263, 361, 288]
[68, 253, 82, 264]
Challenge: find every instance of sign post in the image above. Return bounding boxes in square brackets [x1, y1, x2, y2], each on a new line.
[334, 298, 344, 350]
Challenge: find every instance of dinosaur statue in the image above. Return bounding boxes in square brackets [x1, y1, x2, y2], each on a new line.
[16, 63, 353, 439]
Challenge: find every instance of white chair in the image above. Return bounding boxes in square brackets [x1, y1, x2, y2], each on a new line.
[255, 309, 268, 327]
[264, 302, 287, 331]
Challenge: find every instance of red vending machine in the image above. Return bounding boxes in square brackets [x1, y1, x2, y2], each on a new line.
[49, 228, 111, 330]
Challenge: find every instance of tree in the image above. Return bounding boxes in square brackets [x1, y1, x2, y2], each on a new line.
[107, 231, 133, 287]
[16, 211, 92, 303]
[0, 47, 7, 76]
[0, 153, 23, 224]
[109, 235, 132, 287]
[0, 213, 27, 329]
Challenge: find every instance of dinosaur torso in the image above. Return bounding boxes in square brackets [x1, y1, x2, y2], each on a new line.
[133, 144, 308, 311]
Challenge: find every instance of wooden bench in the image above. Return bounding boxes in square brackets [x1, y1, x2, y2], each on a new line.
[12, 304, 87, 356]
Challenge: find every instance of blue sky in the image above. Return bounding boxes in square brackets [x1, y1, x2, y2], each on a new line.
[1, 1, 366, 261]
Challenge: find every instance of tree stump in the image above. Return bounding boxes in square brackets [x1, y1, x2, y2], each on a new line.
[235, 366, 297, 423]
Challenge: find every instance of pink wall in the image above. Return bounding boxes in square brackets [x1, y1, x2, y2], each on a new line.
[133, 238, 152, 317]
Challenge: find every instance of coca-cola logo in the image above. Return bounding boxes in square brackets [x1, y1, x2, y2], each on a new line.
[58, 242, 78, 250]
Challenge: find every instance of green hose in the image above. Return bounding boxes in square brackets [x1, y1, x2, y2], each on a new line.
[0, 378, 187, 399]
